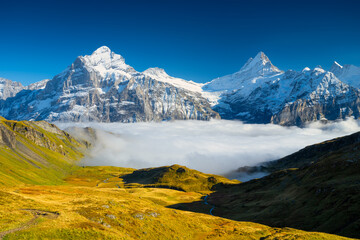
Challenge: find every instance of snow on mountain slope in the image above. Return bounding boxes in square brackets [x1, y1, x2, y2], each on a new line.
[142, 67, 221, 105]
[204, 51, 283, 92]
[0, 78, 24, 100]
[0, 46, 219, 122]
[26, 79, 50, 90]
[329, 61, 360, 88]
[204, 52, 360, 125]
[143, 67, 202, 93]
[81, 46, 137, 78]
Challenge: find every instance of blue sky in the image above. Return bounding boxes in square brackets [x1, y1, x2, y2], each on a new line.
[0, 0, 359, 85]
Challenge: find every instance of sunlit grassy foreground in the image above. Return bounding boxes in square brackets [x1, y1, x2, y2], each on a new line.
[0, 166, 353, 240]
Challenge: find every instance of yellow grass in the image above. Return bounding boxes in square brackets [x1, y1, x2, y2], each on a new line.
[0, 166, 353, 240]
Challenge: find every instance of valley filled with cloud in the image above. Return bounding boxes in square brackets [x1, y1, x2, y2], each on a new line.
[58, 118, 360, 180]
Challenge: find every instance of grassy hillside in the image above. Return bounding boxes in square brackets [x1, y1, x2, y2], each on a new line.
[120, 164, 240, 192]
[205, 131, 360, 239]
[0, 118, 88, 186]
[0, 166, 353, 240]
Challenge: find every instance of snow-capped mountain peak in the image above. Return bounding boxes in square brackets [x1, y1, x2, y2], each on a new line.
[302, 67, 311, 72]
[80, 46, 134, 75]
[0, 78, 24, 100]
[93, 45, 111, 54]
[239, 51, 282, 75]
[203, 51, 282, 92]
[251, 51, 270, 66]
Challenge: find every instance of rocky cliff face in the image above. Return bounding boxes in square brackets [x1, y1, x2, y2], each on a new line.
[0, 47, 219, 122]
[0, 78, 49, 101]
[0, 78, 25, 100]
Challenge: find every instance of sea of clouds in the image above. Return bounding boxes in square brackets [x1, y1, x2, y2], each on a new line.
[57, 118, 360, 180]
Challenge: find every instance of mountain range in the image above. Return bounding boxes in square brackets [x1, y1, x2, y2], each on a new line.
[1, 47, 360, 126]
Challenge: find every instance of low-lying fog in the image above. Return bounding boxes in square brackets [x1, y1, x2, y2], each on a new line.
[57, 118, 360, 180]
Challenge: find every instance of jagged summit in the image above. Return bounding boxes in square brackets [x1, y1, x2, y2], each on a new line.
[238, 51, 282, 75]
[79, 46, 134, 75]
[249, 51, 270, 66]
[203, 52, 282, 92]
[0, 77, 24, 100]
[92, 45, 112, 54]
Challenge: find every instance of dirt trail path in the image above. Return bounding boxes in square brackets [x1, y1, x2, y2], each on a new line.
[0, 209, 59, 239]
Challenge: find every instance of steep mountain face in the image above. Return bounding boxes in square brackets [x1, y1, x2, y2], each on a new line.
[329, 61, 360, 88]
[26, 78, 50, 90]
[0, 47, 219, 122]
[204, 52, 283, 92]
[0, 78, 25, 100]
[204, 53, 360, 125]
[0, 78, 49, 101]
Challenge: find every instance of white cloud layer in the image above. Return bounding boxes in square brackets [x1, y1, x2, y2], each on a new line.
[57, 118, 360, 179]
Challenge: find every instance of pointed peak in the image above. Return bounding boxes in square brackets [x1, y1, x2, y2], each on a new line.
[92, 46, 112, 55]
[313, 65, 326, 73]
[302, 67, 311, 72]
[74, 46, 136, 76]
[81, 46, 128, 69]
[314, 65, 325, 72]
[238, 51, 281, 75]
[254, 51, 269, 61]
[89, 46, 119, 60]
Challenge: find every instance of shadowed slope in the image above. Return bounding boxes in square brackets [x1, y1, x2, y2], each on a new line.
[205, 132, 360, 238]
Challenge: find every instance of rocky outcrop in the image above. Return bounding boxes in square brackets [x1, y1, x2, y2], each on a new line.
[0, 78, 25, 100]
[271, 95, 360, 126]
[0, 123, 16, 148]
